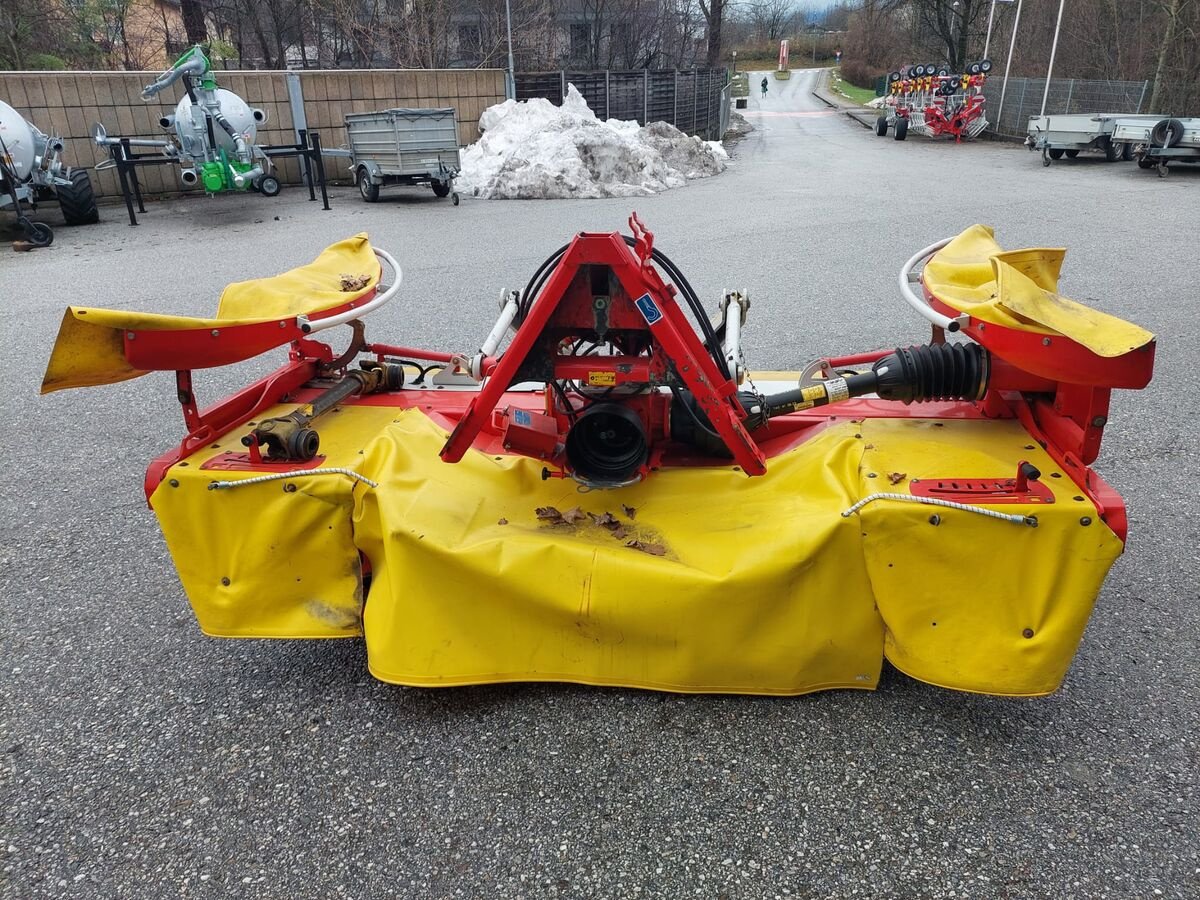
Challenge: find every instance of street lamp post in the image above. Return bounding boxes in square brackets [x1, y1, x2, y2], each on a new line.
[951, 1, 960, 68]
[732, 51, 737, 74]
[995, 0, 1024, 129]
[983, 0, 998, 59]
[504, 0, 516, 100]
[1039, 0, 1066, 116]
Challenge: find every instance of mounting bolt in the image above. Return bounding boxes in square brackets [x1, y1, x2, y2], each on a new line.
[928, 514, 941, 526]
[221, 577, 231, 586]
[867, 472, 877, 478]
[283, 483, 298, 493]
[168, 479, 179, 488]
[1080, 516, 1092, 526]
[211, 329, 220, 337]
[1091, 416, 1107, 427]
[1022, 628, 1034, 639]
[1042, 337, 1052, 346]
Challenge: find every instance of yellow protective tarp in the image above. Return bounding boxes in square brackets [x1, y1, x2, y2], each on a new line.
[41, 234, 380, 393]
[923, 225, 1154, 357]
[151, 404, 1126, 696]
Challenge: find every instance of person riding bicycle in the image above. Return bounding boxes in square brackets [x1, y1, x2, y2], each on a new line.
[761, 76, 769, 97]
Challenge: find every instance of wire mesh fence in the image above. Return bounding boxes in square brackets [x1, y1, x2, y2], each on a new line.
[515, 69, 729, 140]
[985, 77, 1151, 137]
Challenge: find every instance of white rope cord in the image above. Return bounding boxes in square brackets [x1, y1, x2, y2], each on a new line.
[207, 468, 378, 491]
[841, 492, 1037, 526]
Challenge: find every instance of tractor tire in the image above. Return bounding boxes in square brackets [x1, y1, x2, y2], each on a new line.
[1150, 118, 1185, 148]
[1103, 138, 1122, 162]
[57, 169, 99, 226]
[1065, 149, 1080, 158]
[1048, 148, 1064, 159]
[894, 117, 909, 141]
[980, 59, 993, 73]
[1137, 157, 1156, 169]
[968, 62, 982, 75]
[876, 116, 888, 136]
[357, 168, 379, 203]
[431, 179, 451, 198]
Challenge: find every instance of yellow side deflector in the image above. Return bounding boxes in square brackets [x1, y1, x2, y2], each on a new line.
[150, 405, 1125, 696]
[41, 234, 380, 393]
[924, 225, 1154, 357]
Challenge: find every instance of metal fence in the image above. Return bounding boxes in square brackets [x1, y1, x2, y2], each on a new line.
[985, 77, 1152, 137]
[515, 69, 729, 140]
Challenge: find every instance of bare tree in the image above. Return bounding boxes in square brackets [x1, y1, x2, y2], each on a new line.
[700, 0, 725, 67]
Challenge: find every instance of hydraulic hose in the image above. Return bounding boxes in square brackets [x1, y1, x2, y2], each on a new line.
[764, 343, 989, 416]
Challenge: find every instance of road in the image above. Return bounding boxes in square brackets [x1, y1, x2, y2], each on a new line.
[1, 68, 1198, 899]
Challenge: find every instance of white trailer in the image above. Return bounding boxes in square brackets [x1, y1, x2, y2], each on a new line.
[1025, 113, 1162, 166]
[1112, 117, 1200, 177]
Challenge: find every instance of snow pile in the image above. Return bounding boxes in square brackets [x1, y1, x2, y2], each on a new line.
[457, 85, 727, 199]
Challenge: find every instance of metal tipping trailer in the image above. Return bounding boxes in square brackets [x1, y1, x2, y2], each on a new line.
[345, 107, 461, 205]
[1025, 114, 1163, 165]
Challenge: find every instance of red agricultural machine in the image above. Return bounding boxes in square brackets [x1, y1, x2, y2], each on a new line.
[878, 61, 992, 142]
[42, 215, 1155, 697]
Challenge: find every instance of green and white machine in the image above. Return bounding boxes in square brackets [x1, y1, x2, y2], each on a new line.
[95, 45, 280, 197]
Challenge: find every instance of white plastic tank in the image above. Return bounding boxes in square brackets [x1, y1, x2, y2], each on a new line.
[167, 89, 266, 158]
[0, 99, 38, 182]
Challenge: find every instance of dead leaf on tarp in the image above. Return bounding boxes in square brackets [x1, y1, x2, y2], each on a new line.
[497, 517, 509, 526]
[561, 506, 587, 525]
[621, 504, 637, 519]
[626, 539, 666, 556]
[888, 472, 907, 485]
[535, 506, 563, 522]
[340, 273, 371, 291]
[611, 526, 629, 540]
[864, 443, 875, 450]
[589, 511, 621, 529]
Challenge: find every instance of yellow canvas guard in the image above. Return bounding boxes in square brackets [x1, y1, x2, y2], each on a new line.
[923, 225, 1153, 357]
[150, 404, 1124, 697]
[41, 234, 380, 393]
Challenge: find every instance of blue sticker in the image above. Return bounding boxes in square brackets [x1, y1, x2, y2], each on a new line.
[634, 292, 663, 325]
[514, 409, 532, 426]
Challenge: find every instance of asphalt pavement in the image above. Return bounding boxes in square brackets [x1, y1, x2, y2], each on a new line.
[2, 67, 1198, 899]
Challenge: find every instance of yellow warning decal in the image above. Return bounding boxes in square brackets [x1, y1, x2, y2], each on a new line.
[801, 385, 827, 402]
[588, 371, 618, 386]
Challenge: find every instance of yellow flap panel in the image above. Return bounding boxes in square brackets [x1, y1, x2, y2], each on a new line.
[923, 225, 1154, 357]
[40, 234, 380, 393]
[216, 232, 380, 320]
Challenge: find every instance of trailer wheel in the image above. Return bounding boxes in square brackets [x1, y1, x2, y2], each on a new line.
[894, 117, 908, 141]
[1150, 118, 1185, 148]
[57, 169, 99, 226]
[357, 168, 379, 203]
[1102, 138, 1123, 162]
[1121, 142, 1134, 162]
[1048, 148, 1064, 160]
[19, 218, 53, 247]
[431, 179, 451, 198]
[257, 175, 281, 197]
[1064, 149, 1079, 158]
[451, 192, 460, 206]
[875, 116, 888, 136]
[1137, 157, 1156, 169]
